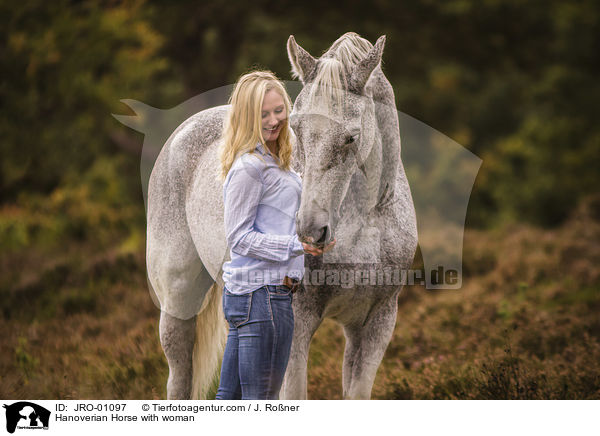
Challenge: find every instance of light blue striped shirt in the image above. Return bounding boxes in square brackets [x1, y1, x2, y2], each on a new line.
[222, 142, 305, 294]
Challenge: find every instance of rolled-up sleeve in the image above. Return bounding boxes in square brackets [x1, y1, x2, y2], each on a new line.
[224, 159, 303, 262]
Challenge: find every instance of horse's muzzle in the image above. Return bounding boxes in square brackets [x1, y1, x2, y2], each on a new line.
[296, 207, 334, 248]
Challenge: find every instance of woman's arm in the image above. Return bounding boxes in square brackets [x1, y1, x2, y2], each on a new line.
[224, 160, 304, 262]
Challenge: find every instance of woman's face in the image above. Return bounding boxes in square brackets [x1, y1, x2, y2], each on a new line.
[261, 89, 286, 144]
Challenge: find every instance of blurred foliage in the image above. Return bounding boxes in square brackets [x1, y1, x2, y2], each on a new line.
[0, 0, 181, 203]
[0, 0, 598, 237]
[0, 155, 142, 253]
[1, 0, 599, 399]
[145, 0, 600, 227]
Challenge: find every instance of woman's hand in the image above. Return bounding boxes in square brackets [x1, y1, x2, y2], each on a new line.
[302, 238, 336, 256]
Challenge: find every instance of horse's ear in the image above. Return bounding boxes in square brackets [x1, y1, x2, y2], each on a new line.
[349, 35, 386, 93]
[287, 35, 316, 83]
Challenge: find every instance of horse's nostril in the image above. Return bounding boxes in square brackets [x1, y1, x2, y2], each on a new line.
[316, 226, 328, 245]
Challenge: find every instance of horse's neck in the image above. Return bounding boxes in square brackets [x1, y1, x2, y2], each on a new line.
[359, 133, 383, 213]
[364, 68, 401, 212]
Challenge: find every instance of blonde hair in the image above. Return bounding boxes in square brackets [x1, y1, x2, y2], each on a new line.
[218, 71, 294, 180]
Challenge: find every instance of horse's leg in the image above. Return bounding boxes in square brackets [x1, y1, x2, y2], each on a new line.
[342, 323, 359, 397]
[281, 295, 323, 400]
[150, 245, 209, 400]
[342, 293, 399, 399]
[159, 311, 196, 399]
[148, 175, 218, 399]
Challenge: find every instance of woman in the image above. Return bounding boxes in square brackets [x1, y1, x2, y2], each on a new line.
[215, 71, 335, 400]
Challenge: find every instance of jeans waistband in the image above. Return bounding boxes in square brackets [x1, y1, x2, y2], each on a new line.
[265, 284, 291, 291]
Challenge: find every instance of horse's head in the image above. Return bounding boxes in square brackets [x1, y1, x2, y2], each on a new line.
[287, 33, 386, 247]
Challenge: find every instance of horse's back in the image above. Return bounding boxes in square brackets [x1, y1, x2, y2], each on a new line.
[150, 105, 228, 190]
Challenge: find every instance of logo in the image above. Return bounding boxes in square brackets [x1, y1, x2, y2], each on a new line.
[3, 402, 50, 434]
[113, 85, 481, 294]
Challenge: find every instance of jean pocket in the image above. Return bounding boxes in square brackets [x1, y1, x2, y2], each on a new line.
[267, 285, 293, 298]
[223, 290, 252, 327]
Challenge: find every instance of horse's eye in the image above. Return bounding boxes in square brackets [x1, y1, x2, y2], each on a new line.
[345, 136, 355, 145]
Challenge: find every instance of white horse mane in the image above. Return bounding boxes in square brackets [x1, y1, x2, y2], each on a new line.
[305, 33, 373, 115]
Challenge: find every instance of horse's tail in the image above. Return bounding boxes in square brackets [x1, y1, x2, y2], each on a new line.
[191, 281, 227, 399]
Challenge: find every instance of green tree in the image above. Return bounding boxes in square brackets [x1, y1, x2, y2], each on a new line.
[0, 0, 180, 201]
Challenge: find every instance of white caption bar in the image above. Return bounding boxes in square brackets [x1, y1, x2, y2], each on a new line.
[0, 400, 597, 435]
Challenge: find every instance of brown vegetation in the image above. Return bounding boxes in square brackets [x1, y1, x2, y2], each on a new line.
[310, 196, 600, 399]
[2, 197, 599, 399]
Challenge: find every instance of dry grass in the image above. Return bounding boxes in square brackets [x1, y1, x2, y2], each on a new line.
[308, 197, 600, 399]
[1, 246, 166, 399]
[1, 197, 599, 399]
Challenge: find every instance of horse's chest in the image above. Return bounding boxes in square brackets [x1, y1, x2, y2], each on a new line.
[324, 220, 381, 264]
[325, 209, 410, 266]
[318, 288, 382, 324]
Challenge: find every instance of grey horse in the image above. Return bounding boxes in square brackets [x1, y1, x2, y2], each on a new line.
[146, 32, 417, 400]
[281, 33, 417, 399]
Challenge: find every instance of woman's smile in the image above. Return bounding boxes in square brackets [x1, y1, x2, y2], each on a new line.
[261, 89, 286, 146]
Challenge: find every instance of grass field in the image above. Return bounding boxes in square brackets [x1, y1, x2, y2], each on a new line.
[2, 197, 599, 400]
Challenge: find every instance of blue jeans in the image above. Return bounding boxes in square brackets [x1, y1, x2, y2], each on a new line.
[215, 285, 294, 400]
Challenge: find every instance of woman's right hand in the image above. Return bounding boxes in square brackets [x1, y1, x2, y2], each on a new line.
[302, 238, 336, 256]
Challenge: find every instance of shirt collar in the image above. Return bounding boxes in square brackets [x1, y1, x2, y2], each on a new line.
[255, 142, 268, 156]
[255, 142, 280, 161]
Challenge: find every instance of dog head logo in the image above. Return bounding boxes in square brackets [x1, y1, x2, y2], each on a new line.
[3, 402, 50, 433]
